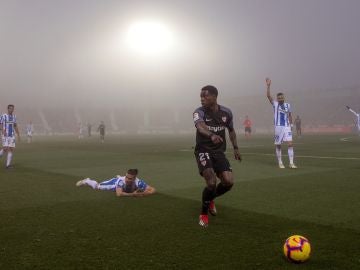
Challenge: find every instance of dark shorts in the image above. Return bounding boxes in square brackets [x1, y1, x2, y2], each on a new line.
[195, 150, 232, 176]
[245, 127, 251, 133]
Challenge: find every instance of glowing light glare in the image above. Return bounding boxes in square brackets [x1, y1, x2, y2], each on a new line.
[125, 21, 174, 55]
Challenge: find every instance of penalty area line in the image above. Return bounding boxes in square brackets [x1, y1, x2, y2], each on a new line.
[242, 152, 360, 160]
[179, 145, 265, 152]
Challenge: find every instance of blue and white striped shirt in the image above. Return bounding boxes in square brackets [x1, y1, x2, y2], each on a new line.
[1, 114, 17, 137]
[272, 101, 291, 127]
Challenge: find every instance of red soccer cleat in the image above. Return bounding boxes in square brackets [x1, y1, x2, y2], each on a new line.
[209, 200, 217, 216]
[199, 214, 209, 227]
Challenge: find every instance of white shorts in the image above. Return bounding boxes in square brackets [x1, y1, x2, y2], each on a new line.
[27, 131, 33, 137]
[2, 136, 16, 148]
[274, 126, 293, 145]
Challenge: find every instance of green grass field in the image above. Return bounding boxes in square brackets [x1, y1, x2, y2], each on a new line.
[0, 134, 359, 269]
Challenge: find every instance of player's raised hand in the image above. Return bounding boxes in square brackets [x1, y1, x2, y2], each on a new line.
[265, 78, 271, 87]
[234, 149, 242, 161]
[210, 134, 223, 144]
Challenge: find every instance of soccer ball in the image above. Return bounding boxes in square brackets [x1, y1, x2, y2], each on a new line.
[283, 235, 311, 263]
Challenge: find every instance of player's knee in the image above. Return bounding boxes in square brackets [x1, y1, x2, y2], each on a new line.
[206, 180, 217, 191]
[223, 177, 234, 188]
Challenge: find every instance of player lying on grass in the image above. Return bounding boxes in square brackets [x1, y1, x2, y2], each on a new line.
[76, 168, 156, 197]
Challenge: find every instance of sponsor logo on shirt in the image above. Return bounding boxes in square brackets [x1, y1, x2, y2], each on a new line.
[207, 126, 225, 132]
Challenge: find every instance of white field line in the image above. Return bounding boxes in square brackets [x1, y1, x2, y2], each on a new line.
[340, 137, 350, 142]
[180, 148, 359, 160]
[242, 152, 360, 160]
[179, 145, 265, 152]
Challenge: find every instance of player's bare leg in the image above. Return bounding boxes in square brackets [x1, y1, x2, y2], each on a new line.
[212, 171, 234, 215]
[4, 147, 13, 169]
[276, 145, 285, 168]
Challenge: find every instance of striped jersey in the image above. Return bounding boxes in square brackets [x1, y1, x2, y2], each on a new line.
[348, 108, 360, 127]
[117, 177, 148, 193]
[26, 123, 33, 133]
[272, 101, 291, 127]
[0, 114, 17, 137]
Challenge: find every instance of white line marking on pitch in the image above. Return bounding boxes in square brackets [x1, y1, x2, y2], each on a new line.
[179, 145, 265, 152]
[243, 152, 360, 160]
[340, 137, 350, 142]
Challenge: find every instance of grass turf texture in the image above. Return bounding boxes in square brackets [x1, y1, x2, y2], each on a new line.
[0, 134, 359, 269]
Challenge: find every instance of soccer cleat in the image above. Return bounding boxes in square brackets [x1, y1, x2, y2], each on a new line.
[209, 200, 217, 216]
[199, 214, 209, 227]
[76, 178, 89, 187]
[278, 162, 285, 169]
[289, 163, 298, 169]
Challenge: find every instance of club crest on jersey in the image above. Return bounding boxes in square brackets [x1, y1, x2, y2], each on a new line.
[193, 113, 200, 121]
[222, 116, 227, 123]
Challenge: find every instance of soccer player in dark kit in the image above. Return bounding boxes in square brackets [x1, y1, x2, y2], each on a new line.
[193, 85, 242, 227]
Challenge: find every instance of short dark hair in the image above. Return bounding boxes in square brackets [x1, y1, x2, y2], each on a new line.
[127, 169, 138, 175]
[7, 104, 14, 109]
[277, 92, 284, 97]
[201, 85, 218, 97]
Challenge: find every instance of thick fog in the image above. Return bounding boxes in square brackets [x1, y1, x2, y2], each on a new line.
[0, 0, 359, 133]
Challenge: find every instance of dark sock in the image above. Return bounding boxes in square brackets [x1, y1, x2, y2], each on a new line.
[201, 187, 216, 214]
[215, 183, 233, 198]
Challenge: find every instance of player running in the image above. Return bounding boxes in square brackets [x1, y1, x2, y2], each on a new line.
[346, 106, 360, 135]
[0, 104, 21, 168]
[76, 168, 156, 197]
[193, 85, 241, 227]
[266, 78, 297, 169]
[243, 115, 252, 139]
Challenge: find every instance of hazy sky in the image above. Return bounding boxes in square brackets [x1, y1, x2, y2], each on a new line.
[1, 0, 359, 107]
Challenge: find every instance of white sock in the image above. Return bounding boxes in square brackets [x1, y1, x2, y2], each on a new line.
[85, 179, 99, 189]
[288, 147, 294, 164]
[276, 147, 282, 163]
[6, 152, 13, 167]
[0, 149, 3, 157]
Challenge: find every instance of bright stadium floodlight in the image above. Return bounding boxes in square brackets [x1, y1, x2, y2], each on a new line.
[124, 20, 174, 57]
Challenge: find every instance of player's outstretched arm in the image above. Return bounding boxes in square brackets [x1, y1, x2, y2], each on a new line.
[346, 106, 358, 115]
[266, 78, 273, 104]
[196, 122, 223, 144]
[115, 187, 134, 197]
[133, 186, 156, 197]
